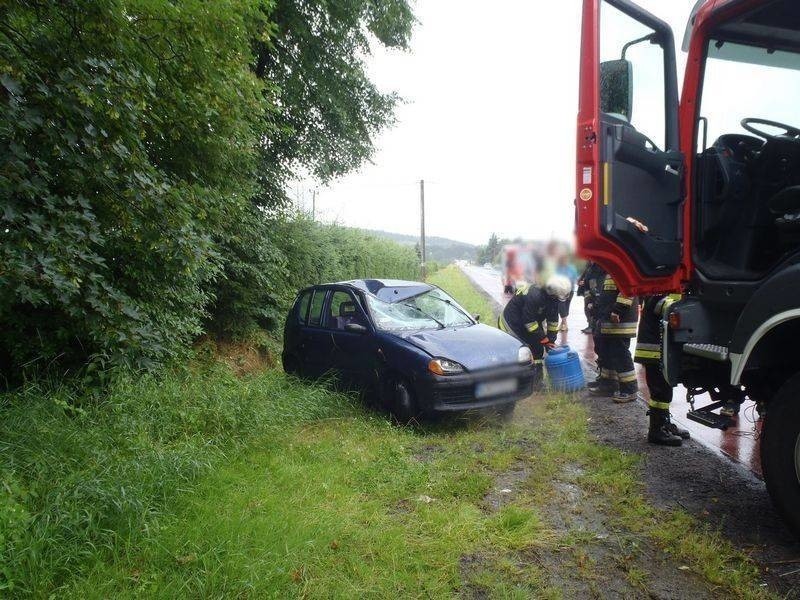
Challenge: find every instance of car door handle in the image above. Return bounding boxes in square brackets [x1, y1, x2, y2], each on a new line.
[665, 165, 680, 176]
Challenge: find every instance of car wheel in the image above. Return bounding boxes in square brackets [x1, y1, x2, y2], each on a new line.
[761, 372, 800, 539]
[389, 377, 421, 425]
[282, 353, 301, 376]
[496, 402, 516, 421]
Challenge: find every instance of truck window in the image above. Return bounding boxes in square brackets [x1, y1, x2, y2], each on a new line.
[600, 0, 667, 150]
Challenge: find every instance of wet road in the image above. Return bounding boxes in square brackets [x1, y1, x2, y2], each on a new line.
[460, 264, 763, 477]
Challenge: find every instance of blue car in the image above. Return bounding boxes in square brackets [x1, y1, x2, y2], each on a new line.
[282, 279, 536, 421]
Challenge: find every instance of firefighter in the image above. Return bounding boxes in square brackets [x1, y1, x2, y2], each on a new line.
[577, 261, 604, 334]
[635, 295, 691, 446]
[588, 272, 639, 402]
[498, 275, 572, 384]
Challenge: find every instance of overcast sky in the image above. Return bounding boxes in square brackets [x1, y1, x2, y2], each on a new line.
[300, 2, 702, 246]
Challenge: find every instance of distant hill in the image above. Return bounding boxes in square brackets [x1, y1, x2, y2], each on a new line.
[365, 229, 476, 264]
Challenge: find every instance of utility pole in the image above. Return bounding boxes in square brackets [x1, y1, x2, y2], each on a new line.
[419, 179, 427, 280]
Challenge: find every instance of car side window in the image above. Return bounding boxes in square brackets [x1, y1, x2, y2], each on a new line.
[296, 291, 312, 325]
[308, 290, 326, 327]
[326, 291, 366, 330]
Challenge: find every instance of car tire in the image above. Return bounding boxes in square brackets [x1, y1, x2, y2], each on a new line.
[496, 402, 516, 421]
[282, 353, 301, 376]
[388, 377, 421, 425]
[761, 372, 800, 539]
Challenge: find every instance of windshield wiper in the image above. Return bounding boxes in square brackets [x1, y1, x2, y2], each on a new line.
[423, 295, 473, 324]
[400, 302, 445, 329]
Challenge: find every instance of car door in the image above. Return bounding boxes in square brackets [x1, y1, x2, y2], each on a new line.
[576, 0, 685, 296]
[299, 288, 336, 378]
[324, 289, 374, 387]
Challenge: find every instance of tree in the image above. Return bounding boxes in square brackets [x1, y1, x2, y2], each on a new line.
[0, 0, 417, 377]
[251, 0, 415, 208]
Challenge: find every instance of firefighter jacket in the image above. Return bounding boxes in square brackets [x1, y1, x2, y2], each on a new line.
[595, 273, 639, 337]
[499, 284, 560, 344]
[580, 262, 606, 315]
[634, 293, 682, 364]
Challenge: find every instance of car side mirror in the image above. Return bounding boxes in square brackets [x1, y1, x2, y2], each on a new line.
[344, 323, 368, 334]
[473, 314, 480, 323]
[600, 59, 633, 121]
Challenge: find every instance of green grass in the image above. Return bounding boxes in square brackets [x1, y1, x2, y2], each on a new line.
[0, 263, 773, 598]
[428, 265, 498, 326]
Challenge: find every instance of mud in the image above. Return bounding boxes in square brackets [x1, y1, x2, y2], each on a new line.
[581, 391, 800, 598]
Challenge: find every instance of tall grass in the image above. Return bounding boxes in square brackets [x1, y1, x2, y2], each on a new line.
[0, 367, 354, 596]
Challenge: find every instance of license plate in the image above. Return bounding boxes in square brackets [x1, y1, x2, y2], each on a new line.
[475, 378, 517, 399]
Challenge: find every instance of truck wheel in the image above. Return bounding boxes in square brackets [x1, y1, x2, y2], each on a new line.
[761, 372, 800, 538]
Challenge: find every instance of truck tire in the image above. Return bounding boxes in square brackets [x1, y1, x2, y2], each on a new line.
[761, 372, 800, 539]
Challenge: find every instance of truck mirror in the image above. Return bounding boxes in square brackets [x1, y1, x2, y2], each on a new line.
[600, 59, 633, 122]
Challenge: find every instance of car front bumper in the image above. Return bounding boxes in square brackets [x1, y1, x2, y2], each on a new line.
[415, 363, 537, 412]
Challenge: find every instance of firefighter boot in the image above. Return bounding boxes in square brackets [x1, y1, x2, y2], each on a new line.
[667, 418, 691, 440]
[613, 379, 638, 404]
[647, 409, 683, 446]
[588, 378, 617, 397]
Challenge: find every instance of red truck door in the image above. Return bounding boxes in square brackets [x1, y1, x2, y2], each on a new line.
[576, 0, 685, 296]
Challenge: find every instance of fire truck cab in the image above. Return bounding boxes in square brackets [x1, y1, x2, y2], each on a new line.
[577, 0, 800, 536]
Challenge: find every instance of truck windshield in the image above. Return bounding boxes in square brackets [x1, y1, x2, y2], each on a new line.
[701, 40, 800, 146]
[365, 288, 473, 332]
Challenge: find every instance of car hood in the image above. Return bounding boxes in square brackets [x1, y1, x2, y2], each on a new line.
[394, 324, 522, 371]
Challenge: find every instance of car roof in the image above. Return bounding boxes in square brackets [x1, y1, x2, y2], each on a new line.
[308, 279, 433, 303]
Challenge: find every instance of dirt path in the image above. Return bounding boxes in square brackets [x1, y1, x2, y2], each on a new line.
[580, 391, 800, 598]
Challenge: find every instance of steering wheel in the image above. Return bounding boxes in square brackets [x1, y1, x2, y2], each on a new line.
[741, 118, 800, 142]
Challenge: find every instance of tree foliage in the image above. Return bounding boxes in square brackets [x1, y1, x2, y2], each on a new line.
[0, 0, 415, 378]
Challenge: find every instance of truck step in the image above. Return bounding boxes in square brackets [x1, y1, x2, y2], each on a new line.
[683, 343, 729, 362]
[686, 401, 734, 430]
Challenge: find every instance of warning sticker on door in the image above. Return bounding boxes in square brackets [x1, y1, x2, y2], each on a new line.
[582, 167, 592, 185]
[579, 188, 593, 201]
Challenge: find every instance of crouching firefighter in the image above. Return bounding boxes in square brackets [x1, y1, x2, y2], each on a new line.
[588, 273, 639, 402]
[499, 275, 572, 387]
[634, 294, 691, 446]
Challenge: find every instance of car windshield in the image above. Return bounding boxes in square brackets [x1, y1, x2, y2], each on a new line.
[366, 288, 473, 332]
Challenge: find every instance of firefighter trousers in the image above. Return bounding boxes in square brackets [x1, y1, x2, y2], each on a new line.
[595, 335, 637, 393]
[643, 364, 673, 412]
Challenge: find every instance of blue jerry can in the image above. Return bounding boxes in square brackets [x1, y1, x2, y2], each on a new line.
[544, 345, 585, 392]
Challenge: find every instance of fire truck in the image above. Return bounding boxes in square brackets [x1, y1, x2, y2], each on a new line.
[576, 0, 800, 536]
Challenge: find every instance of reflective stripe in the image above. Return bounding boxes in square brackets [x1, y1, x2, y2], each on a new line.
[498, 314, 509, 332]
[600, 368, 618, 380]
[634, 350, 661, 359]
[601, 321, 639, 329]
[525, 322, 539, 332]
[636, 343, 660, 351]
[648, 398, 672, 411]
[600, 326, 638, 335]
[655, 293, 682, 316]
[616, 296, 633, 306]
[533, 359, 544, 365]
[515, 284, 531, 296]
[547, 324, 560, 333]
[618, 370, 637, 383]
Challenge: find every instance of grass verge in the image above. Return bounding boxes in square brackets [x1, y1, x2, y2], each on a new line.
[0, 263, 772, 598]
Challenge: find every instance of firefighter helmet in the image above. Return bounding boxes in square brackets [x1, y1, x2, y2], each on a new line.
[545, 275, 572, 302]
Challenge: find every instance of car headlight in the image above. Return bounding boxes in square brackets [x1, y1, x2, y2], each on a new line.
[428, 358, 465, 375]
[518, 346, 533, 364]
